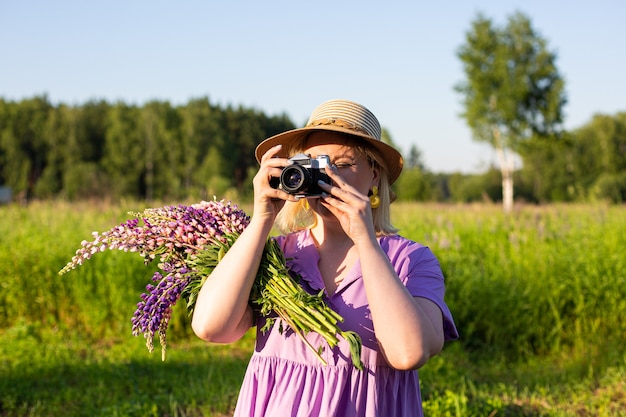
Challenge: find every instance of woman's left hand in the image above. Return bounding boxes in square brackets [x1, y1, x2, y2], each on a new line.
[316, 164, 376, 244]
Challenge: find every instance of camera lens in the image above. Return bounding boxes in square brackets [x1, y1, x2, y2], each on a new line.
[280, 165, 310, 193]
[286, 171, 302, 187]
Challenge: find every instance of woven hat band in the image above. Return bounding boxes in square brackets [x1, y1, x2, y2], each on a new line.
[306, 100, 382, 141]
[307, 118, 371, 136]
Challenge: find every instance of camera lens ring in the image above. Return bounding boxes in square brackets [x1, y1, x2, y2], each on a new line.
[280, 165, 311, 193]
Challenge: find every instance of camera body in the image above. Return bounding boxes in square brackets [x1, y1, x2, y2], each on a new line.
[271, 153, 331, 198]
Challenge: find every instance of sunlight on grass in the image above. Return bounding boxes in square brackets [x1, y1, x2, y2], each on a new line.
[1, 201, 625, 416]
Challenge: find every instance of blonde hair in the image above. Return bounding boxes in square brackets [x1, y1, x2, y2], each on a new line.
[274, 132, 398, 236]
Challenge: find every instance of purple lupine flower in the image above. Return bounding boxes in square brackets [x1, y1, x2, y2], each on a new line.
[131, 268, 190, 359]
[60, 199, 250, 358]
[60, 200, 249, 273]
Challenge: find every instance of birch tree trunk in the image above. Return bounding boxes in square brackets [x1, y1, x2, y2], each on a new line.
[493, 127, 515, 213]
[499, 154, 515, 213]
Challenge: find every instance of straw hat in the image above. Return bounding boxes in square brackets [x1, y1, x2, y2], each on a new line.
[255, 99, 404, 184]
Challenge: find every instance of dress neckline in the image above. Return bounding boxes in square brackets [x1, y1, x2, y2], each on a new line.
[302, 229, 362, 297]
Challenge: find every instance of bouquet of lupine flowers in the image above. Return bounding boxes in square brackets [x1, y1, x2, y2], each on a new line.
[59, 200, 363, 369]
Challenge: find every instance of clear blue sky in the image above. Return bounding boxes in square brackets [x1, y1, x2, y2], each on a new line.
[2, 0, 624, 173]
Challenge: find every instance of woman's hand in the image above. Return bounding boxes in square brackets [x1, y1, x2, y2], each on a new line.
[317, 164, 376, 244]
[252, 145, 298, 222]
[320, 165, 444, 370]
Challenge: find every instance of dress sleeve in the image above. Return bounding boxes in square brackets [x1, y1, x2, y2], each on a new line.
[382, 236, 459, 342]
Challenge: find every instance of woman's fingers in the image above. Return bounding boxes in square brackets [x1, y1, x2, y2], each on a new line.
[260, 144, 284, 163]
[256, 146, 286, 183]
[319, 183, 368, 212]
[254, 145, 298, 204]
[320, 165, 367, 205]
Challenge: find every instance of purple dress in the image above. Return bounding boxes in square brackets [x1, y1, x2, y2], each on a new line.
[233, 229, 458, 417]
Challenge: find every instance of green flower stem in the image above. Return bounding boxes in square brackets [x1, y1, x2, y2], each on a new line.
[264, 284, 341, 347]
[267, 277, 340, 333]
[274, 309, 328, 366]
[265, 287, 327, 331]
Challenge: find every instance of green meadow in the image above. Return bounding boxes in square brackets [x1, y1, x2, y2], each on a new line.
[1, 201, 625, 416]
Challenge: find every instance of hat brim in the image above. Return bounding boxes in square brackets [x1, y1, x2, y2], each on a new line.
[255, 125, 404, 184]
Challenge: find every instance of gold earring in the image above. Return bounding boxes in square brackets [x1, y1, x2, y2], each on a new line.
[369, 186, 380, 209]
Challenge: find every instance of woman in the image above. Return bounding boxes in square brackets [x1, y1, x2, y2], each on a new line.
[191, 99, 458, 416]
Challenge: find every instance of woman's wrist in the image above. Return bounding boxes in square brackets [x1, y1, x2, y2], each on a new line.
[248, 213, 275, 238]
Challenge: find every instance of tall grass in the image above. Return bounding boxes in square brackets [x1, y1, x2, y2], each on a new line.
[1, 200, 625, 416]
[1, 201, 152, 338]
[395, 203, 626, 364]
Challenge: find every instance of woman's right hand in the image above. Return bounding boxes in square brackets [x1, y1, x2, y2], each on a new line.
[251, 144, 298, 222]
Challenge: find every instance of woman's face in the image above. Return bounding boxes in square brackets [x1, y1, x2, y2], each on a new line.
[303, 130, 379, 199]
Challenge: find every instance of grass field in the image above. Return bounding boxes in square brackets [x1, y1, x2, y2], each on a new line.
[1, 200, 625, 416]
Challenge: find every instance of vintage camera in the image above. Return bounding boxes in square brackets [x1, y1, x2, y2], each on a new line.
[271, 153, 331, 198]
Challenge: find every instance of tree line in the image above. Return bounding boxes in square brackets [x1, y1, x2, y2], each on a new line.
[0, 95, 294, 202]
[0, 95, 624, 204]
[395, 110, 626, 205]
